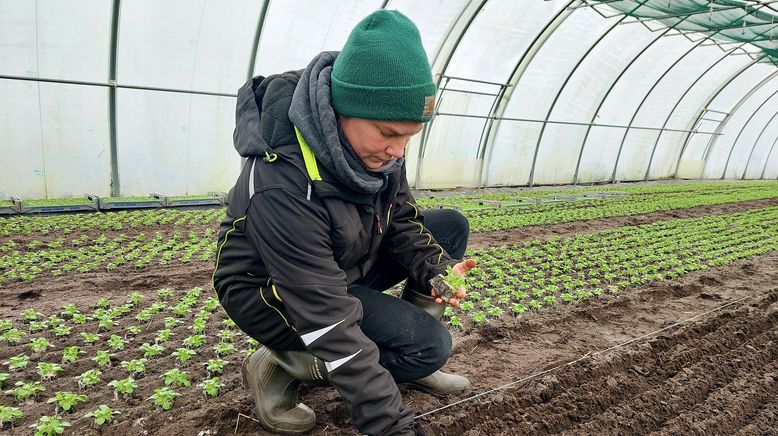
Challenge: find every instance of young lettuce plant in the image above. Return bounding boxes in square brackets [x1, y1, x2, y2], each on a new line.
[47, 391, 87, 415]
[0, 405, 23, 429]
[140, 343, 164, 358]
[147, 387, 179, 411]
[108, 377, 137, 400]
[6, 381, 45, 402]
[29, 337, 54, 353]
[36, 362, 63, 381]
[76, 369, 102, 390]
[120, 358, 147, 377]
[172, 348, 197, 364]
[91, 350, 112, 367]
[80, 332, 101, 345]
[204, 358, 228, 377]
[161, 368, 190, 387]
[84, 404, 120, 427]
[4, 354, 30, 371]
[61, 346, 82, 364]
[29, 415, 70, 436]
[199, 377, 224, 398]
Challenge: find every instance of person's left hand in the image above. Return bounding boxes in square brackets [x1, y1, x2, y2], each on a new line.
[431, 258, 477, 309]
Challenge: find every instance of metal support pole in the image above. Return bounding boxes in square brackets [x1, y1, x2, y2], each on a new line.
[108, 0, 121, 197]
[741, 110, 778, 178]
[415, 0, 487, 188]
[572, 28, 669, 184]
[527, 16, 628, 186]
[479, 1, 577, 187]
[610, 36, 708, 182]
[720, 87, 778, 178]
[760, 131, 778, 178]
[643, 43, 745, 180]
[672, 57, 763, 176]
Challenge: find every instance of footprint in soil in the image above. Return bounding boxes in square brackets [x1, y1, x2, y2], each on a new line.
[698, 276, 722, 286]
[18, 290, 41, 300]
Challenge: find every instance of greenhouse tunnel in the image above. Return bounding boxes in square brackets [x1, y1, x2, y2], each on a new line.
[2, 0, 778, 200]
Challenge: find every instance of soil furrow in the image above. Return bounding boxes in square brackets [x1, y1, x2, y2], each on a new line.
[422, 291, 778, 436]
[655, 361, 778, 435]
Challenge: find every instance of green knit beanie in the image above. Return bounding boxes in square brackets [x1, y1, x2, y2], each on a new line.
[331, 10, 436, 122]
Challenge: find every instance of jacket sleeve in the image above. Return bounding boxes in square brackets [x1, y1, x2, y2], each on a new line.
[245, 187, 414, 436]
[382, 172, 458, 294]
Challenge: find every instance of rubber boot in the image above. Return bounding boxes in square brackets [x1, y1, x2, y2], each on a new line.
[273, 349, 329, 385]
[400, 286, 472, 397]
[407, 370, 471, 397]
[241, 346, 316, 434]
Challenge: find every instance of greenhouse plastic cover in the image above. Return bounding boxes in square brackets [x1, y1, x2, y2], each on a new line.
[1, 0, 778, 199]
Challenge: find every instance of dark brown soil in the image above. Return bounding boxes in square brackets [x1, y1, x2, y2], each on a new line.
[1, 204, 777, 435]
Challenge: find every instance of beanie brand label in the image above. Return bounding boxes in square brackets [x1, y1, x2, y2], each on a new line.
[423, 96, 435, 118]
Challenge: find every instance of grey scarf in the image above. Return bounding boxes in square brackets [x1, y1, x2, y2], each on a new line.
[288, 51, 403, 194]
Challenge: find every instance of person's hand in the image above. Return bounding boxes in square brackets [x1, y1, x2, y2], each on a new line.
[431, 258, 477, 309]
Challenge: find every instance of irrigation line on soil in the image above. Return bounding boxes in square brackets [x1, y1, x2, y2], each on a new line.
[415, 295, 751, 420]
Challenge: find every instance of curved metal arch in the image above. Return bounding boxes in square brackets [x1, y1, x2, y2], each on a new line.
[414, 0, 487, 187]
[610, 36, 709, 182]
[699, 69, 778, 173]
[742, 109, 778, 179]
[246, 0, 271, 80]
[571, 28, 671, 184]
[526, 14, 628, 186]
[672, 57, 764, 177]
[760, 130, 778, 178]
[643, 43, 747, 181]
[479, 0, 577, 186]
[720, 86, 778, 178]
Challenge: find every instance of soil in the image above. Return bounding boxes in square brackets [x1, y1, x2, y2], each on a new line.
[1, 202, 778, 435]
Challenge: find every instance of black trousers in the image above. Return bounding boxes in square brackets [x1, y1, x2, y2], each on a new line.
[228, 208, 469, 382]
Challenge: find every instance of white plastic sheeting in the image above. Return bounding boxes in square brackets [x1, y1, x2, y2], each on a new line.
[2, 0, 778, 199]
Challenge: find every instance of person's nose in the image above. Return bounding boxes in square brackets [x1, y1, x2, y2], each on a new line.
[385, 138, 408, 158]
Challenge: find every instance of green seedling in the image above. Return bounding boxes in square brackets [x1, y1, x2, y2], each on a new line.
[84, 404, 120, 426]
[205, 358, 228, 376]
[162, 368, 190, 387]
[0, 405, 22, 428]
[5, 354, 29, 371]
[61, 346, 81, 364]
[183, 334, 206, 349]
[0, 372, 7, 388]
[6, 381, 45, 402]
[53, 325, 72, 338]
[29, 337, 54, 353]
[125, 325, 141, 336]
[172, 348, 196, 364]
[213, 342, 236, 357]
[76, 369, 102, 389]
[147, 387, 179, 410]
[22, 309, 42, 322]
[36, 362, 63, 381]
[120, 358, 147, 377]
[163, 317, 182, 329]
[2, 328, 26, 345]
[92, 350, 112, 367]
[140, 343, 164, 358]
[199, 377, 224, 398]
[106, 334, 127, 351]
[47, 391, 87, 414]
[29, 415, 70, 436]
[155, 329, 173, 343]
[80, 332, 101, 344]
[108, 377, 137, 399]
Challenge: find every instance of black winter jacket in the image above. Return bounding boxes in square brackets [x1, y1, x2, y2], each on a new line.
[212, 71, 455, 435]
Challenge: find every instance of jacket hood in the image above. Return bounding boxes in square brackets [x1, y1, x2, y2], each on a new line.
[232, 71, 301, 158]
